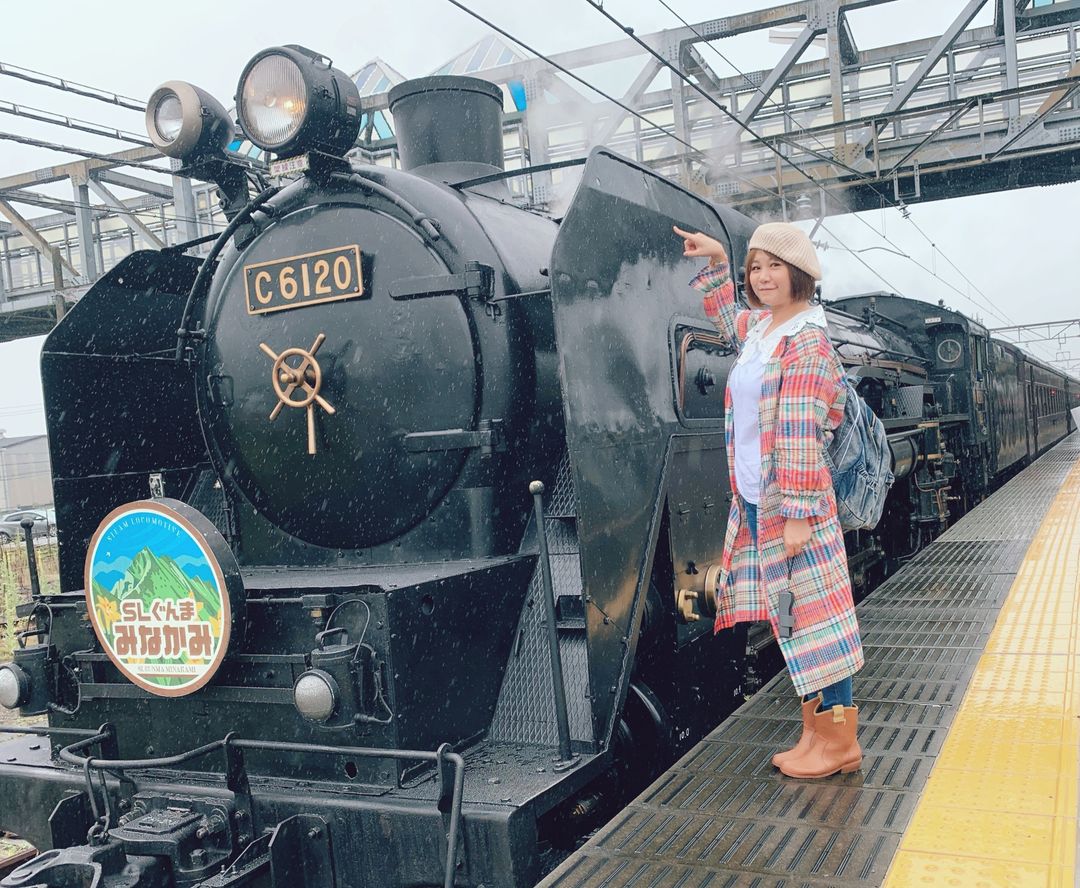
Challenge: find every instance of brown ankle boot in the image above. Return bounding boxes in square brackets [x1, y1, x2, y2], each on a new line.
[771, 695, 821, 768]
[779, 704, 861, 778]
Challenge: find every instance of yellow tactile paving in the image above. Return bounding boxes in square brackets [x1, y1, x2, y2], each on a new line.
[882, 458, 1080, 888]
[887, 851, 1052, 888]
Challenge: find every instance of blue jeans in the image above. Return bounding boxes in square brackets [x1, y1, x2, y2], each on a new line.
[744, 498, 758, 546]
[805, 676, 853, 708]
[743, 498, 854, 708]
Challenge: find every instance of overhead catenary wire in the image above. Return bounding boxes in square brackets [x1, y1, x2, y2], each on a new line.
[650, 0, 1060, 360]
[440, 0, 900, 293]
[652, 6, 1004, 270]
[7, 15, 1046, 363]
[575, 1, 1056, 364]
[607, 1, 1032, 345]
[584, 0, 873, 187]
[654, 0, 870, 178]
[6, 5, 894, 300]
[816, 222, 904, 295]
[439, 0, 785, 207]
[905, 215, 1009, 313]
[813, 235, 1009, 320]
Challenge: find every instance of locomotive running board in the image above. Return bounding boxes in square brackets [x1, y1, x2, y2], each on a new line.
[548, 147, 747, 746]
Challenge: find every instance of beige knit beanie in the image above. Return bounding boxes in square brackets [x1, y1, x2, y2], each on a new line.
[748, 222, 822, 280]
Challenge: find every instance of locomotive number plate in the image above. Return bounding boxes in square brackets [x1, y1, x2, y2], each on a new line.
[244, 245, 364, 315]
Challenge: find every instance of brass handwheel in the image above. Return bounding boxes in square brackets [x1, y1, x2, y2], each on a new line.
[259, 334, 336, 455]
[271, 347, 322, 409]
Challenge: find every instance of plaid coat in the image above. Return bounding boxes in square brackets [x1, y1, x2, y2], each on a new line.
[692, 262, 863, 695]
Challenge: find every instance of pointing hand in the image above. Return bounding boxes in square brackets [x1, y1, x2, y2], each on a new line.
[673, 225, 728, 264]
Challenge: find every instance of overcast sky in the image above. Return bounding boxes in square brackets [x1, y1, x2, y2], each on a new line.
[1, 0, 1078, 436]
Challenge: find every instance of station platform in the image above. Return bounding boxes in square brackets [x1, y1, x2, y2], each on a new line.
[541, 433, 1080, 888]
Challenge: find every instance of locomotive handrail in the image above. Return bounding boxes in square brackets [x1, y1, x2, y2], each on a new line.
[58, 731, 467, 888]
[161, 230, 219, 254]
[330, 171, 441, 241]
[0, 725, 102, 738]
[453, 156, 588, 189]
[174, 184, 281, 364]
[676, 328, 730, 412]
[831, 335, 930, 366]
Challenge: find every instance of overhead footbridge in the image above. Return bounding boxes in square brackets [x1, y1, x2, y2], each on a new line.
[5, 1, 1080, 341]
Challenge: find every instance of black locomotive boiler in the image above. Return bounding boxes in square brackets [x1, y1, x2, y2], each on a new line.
[832, 293, 1080, 515]
[0, 46, 1077, 888]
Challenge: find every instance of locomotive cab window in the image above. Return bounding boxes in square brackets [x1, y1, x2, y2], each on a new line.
[971, 336, 987, 375]
[670, 318, 734, 426]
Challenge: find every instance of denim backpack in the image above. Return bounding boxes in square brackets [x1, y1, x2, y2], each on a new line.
[824, 374, 895, 531]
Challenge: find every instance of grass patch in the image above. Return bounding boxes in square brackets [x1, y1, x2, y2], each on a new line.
[0, 542, 61, 660]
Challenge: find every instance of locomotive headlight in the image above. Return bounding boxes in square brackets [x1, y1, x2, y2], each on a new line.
[236, 45, 361, 158]
[146, 81, 234, 161]
[0, 663, 31, 710]
[153, 94, 184, 143]
[238, 54, 307, 148]
[293, 669, 339, 722]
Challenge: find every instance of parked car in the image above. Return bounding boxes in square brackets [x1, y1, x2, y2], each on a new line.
[0, 509, 55, 544]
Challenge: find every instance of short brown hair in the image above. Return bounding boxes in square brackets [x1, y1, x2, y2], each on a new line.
[743, 249, 816, 308]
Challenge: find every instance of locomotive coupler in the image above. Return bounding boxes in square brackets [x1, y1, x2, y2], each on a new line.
[0, 839, 165, 888]
[107, 794, 237, 886]
[2, 796, 239, 888]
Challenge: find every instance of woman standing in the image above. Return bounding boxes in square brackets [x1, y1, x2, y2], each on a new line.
[673, 222, 863, 779]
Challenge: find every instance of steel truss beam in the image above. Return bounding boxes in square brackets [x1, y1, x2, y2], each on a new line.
[592, 59, 665, 146]
[86, 177, 165, 249]
[739, 24, 821, 125]
[0, 100, 149, 147]
[0, 146, 157, 192]
[0, 188, 84, 217]
[856, 0, 991, 151]
[0, 198, 80, 283]
[6, 0, 1080, 341]
[544, 2, 1080, 217]
[681, 44, 727, 96]
[412, 0, 1080, 221]
[991, 319, 1080, 345]
[94, 170, 174, 200]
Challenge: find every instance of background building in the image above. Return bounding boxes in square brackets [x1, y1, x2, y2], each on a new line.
[0, 434, 52, 511]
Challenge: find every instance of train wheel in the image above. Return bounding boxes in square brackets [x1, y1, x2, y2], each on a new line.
[610, 680, 674, 803]
[542, 678, 675, 851]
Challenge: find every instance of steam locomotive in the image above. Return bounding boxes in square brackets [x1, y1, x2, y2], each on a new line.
[0, 45, 1077, 888]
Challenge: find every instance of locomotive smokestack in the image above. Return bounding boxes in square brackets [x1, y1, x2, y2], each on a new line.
[387, 75, 504, 180]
